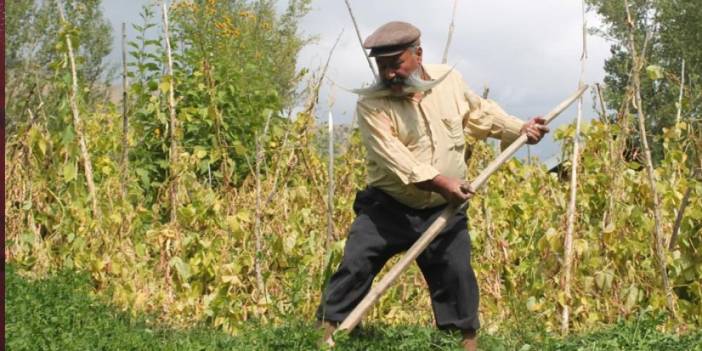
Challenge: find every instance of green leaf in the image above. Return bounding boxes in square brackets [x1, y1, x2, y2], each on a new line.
[37, 136, 48, 155]
[159, 79, 171, 94]
[646, 65, 664, 80]
[147, 80, 158, 91]
[574, 239, 589, 256]
[233, 141, 247, 156]
[170, 257, 191, 281]
[194, 147, 208, 159]
[21, 233, 35, 245]
[135, 244, 146, 257]
[63, 163, 77, 182]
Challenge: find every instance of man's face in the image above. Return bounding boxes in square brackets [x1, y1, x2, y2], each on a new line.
[376, 47, 422, 95]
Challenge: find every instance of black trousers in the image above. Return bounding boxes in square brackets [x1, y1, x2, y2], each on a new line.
[316, 187, 480, 331]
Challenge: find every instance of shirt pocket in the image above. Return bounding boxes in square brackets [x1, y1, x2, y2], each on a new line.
[441, 116, 465, 149]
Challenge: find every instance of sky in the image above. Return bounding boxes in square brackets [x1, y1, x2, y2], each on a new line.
[101, 0, 614, 161]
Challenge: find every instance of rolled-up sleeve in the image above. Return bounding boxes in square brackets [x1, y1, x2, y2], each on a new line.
[462, 84, 525, 150]
[357, 100, 439, 185]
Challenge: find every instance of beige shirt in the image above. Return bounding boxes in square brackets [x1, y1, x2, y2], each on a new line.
[357, 64, 524, 209]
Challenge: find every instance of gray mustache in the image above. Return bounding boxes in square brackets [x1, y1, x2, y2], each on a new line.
[351, 68, 454, 98]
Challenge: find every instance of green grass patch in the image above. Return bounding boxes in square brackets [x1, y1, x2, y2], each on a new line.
[5, 265, 701, 350]
[5, 265, 244, 350]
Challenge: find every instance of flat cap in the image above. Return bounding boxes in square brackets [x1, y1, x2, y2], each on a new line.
[363, 21, 421, 57]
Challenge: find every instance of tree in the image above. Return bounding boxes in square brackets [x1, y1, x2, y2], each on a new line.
[587, 0, 701, 164]
[5, 0, 113, 134]
[127, 0, 312, 203]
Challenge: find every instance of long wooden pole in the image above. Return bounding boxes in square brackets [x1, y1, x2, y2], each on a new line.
[624, 0, 676, 318]
[561, 0, 588, 335]
[595, 83, 607, 120]
[121, 22, 129, 199]
[162, 0, 178, 224]
[327, 111, 335, 245]
[329, 85, 588, 342]
[442, 0, 459, 64]
[343, 0, 377, 79]
[675, 59, 685, 125]
[120, 22, 130, 237]
[254, 112, 274, 299]
[58, 2, 99, 219]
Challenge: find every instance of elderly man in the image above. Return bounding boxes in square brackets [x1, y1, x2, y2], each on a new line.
[316, 21, 549, 350]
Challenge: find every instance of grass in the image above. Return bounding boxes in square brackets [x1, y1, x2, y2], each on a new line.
[5, 264, 702, 350]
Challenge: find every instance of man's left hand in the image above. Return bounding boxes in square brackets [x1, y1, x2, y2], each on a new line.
[521, 116, 550, 144]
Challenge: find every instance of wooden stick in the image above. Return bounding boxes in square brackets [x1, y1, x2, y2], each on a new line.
[442, 0, 459, 64]
[675, 59, 685, 124]
[343, 0, 377, 79]
[595, 83, 607, 120]
[58, 2, 99, 219]
[254, 111, 274, 300]
[327, 111, 335, 245]
[330, 85, 588, 342]
[121, 22, 129, 199]
[561, 0, 588, 335]
[305, 30, 343, 116]
[120, 22, 130, 237]
[669, 184, 693, 251]
[161, 0, 178, 224]
[624, 0, 676, 318]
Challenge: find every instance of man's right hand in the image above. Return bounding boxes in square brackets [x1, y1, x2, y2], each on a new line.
[415, 175, 475, 206]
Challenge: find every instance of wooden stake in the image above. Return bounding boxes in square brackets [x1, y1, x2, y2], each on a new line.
[57, 2, 99, 219]
[254, 112, 274, 300]
[253, 129, 266, 299]
[329, 85, 588, 343]
[595, 83, 607, 120]
[161, 1, 178, 224]
[121, 22, 129, 199]
[305, 30, 343, 116]
[442, 0, 459, 64]
[676, 59, 685, 125]
[669, 185, 692, 251]
[263, 125, 293, 207]
[561, 0, 588, 335]
[344, 0, 377, 79]
[624, 0, 677, 317]
[327, 111, 335, 245]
